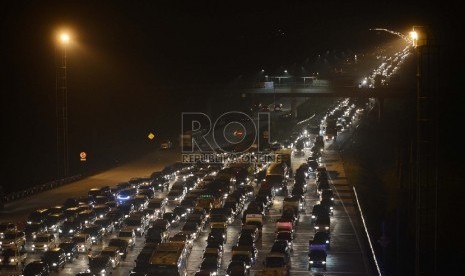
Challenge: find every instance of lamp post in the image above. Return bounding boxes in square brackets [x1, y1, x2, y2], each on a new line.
[56, 32, 70, 178]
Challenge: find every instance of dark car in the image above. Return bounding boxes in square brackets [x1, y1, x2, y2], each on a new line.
[24, 222, 47, 240]
[308, 249, 327, 270]
[82, 224, 104, 244]
[94, 217, 114, 234]
[59, 241, 79, 261]
[311, 204, 330, 220]
[270, 240, 292, 263]
[310, 231, 331, 250]
[173, 206, 191, 220]
[106, 209, 125, 229]
[23, 260, 50, 276]
[108, 238, 129, 260]
[88, 255, 113, 275]
[198, 257, 221, 275]
[59, 220, 82, 238]
[275, 231, 294, 250]
[226, 260, 249, 276]
[162, 212, 180, 227]
[42, 248, 66, 271]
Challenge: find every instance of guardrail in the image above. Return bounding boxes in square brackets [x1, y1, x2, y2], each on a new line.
[353, 186, 383, 276]
[1, 174, 83, 204]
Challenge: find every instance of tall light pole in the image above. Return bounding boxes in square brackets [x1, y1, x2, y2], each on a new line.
[56, 32, 70, 178]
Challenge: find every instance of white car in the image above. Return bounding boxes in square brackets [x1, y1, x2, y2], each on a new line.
[31, 233, 56, 252]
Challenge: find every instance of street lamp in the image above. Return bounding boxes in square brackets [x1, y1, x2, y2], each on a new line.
[56, 31, 70, 177]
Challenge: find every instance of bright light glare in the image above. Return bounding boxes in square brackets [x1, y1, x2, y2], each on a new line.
[409, 31, 418, 40]
[60, 33, 70, 44]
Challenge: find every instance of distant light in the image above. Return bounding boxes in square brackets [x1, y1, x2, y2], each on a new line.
[409, 31, 418, 40]
[60, 33, 70, 44]
[284, 70, 288, 73]
[261, 69, 265, 72]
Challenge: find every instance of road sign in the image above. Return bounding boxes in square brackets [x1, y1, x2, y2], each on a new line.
[80, 151, 87, 161]
[148, 132, 155, 140]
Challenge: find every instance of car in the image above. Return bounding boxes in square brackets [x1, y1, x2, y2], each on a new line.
[82, 224, 105, 244]
[123, 214, 148, 237]
[320, 189, 334, 202]
[145, 227, 169, 244]
[198, 256, 221, 275]
[0, 247, 27, 267]
[311, 204, 331, 220]
[0, 230, 26, 250]
[226, 260, 249, 276]
[58, 241, 79, 261]
[72, 233, 93, 253]
[202, 247, 223, 266]
[31, 233, 56, 252]
[23, 260, 50, 276]
[100, 246, 121, 268]
[93, 204, 111, 219]
[106, 209, 125, 229]
[44, 212, 65, 232]
[166, 189, 186, 203]
[308, 249, 327, 270]
[310, 231, 331, 250]
[275, 231, 294, 250]
[240, 224, 260, 242]
[59, 220, 82, 238]
[319, 197, 334, 214]
[108, 238, 129, 260]
[94, 217, 115, 234]
[87, 255, 113, 275]
[314, 213, 331, 232]
[181, 221, 201, 239]
[42, 247, 66, 271]
[173, 206, 191, 220]
[117, 227, 136, 248]
[0, 222, 17, 239]
[162, 212, 180, 227]
[146, 198, 167, 218]
[270, 239, 292, 263]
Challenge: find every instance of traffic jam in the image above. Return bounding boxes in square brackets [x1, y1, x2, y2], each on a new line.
[0, 97, 371, 276]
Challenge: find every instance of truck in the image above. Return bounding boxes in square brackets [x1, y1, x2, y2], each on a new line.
[146, 242, 189, 276]
[260, 251, 290, 276]
[231, 245, 256, 269]
[265, 162, 289, 195]
[324, 115, 338, 141]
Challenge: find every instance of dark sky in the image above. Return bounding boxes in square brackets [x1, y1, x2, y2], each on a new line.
[1, 1, 462, 188]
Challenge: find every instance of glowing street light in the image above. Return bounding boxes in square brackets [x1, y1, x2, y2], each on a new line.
[56, 30, 71, 177]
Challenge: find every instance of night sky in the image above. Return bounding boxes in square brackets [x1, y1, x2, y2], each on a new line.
[1, 1, 461, 189]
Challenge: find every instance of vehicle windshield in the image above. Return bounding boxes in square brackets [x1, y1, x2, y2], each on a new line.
[148, 202, 162, 208]
[109, 239, 126, 247]
[73, 237, 86, 243]
[125, 219, 141, 226]
[35, 236, 51, 242]
[4, 233, 19, 239]
[119, 231, 133, 238]
[89, 256, 109, 267]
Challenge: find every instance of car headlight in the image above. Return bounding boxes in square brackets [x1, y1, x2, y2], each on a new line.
[322, 261, 326, 264]
[52, 262, 57, 266]
[310, 261, 314, 264]
[326, 240, 329, 244]
[10, 258, 16, 263]
[325, 226, 329, 230]
[58, 229, 62, 233]
[129, 239, 133, 243]
[67, 253, 71, 256]
[32, 244, 35, 247]
[311, 215, 315, 219]
[101, 269, 106, 273]
[314, 226, 319, 229]
[44, 244, 48, 248]
[69, 229, 74, 233]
